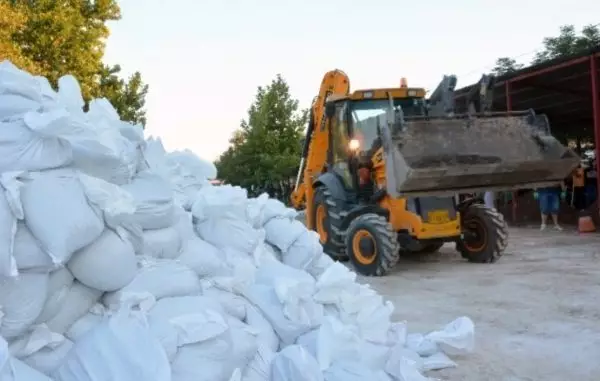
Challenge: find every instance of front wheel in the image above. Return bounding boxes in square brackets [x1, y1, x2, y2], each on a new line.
[456, 204, 508, 263]
[345, 213, 399, 276]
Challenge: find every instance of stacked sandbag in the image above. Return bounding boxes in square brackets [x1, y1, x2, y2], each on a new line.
[0, 58, 475, 381]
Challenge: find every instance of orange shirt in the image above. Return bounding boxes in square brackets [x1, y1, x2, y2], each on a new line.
[573, 167, 585, 187]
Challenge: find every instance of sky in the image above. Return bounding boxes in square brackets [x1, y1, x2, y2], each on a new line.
[103, 0, 600, 162]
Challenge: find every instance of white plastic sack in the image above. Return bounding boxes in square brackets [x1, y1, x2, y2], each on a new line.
[245, 304, 279, 352]
[282, 230, 324, 271]
[65, 304, 105, 342]
[0, 272, 49, 338]
[324, 362, 393, 381]
[191, 185, 248, 222]
[103, 257, 201, 310]
[122, 171, 176, 230]
[424, 316, 475, 356]
[147, 296, 228, 360]
[9, 324, 73, 375]
[263, 218, 306, 253]
[0, 172, 25, 277]
[271, 345, 323, 381]
[143, 226, 183, 259]
[177, 237, 229, 278]
[171, 317, 257, 381]
[53, 307, 171, 381]
[245, 260, 323, 345]
[68, 229, 137, 292]
[242, 345, 275, 381]
[384, 346, 427, 380]
[45, 281, 103, 335]
[296, 316, 362, 371]
[1, 335, 54, 381]
[21, 171, 105, 265]
[34, 268, 74, 324]
[202, 287, 248, 321]
[13, 223, 54, 273]
[195, 216, 264, 255]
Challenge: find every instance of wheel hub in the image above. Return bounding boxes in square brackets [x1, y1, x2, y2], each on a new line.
[358, 236, 375, 258]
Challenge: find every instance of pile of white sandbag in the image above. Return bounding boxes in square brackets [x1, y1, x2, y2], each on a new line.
[0, 59, 475, 381]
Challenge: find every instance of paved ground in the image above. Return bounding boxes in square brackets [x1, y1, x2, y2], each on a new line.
[362, 227, 600, 381]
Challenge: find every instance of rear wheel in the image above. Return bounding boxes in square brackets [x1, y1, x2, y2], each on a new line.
[312, 187, 345, 260]
[456, 204, 508, 263]
[345, 213, 399, 276]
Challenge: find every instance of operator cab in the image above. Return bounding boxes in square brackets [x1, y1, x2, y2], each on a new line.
[324, 89, 458, 230]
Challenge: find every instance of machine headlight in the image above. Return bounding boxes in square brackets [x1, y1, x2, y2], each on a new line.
[348, 139, 360, 151]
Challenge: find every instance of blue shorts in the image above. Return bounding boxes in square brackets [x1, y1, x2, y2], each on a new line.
[539, 192, 559, 214]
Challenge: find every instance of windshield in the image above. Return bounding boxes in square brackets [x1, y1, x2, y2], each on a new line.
[350, 98, 426, 152]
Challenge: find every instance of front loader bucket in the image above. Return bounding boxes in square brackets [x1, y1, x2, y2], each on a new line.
[387, 111, 579, 197]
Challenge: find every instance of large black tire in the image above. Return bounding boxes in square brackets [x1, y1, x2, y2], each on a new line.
[345, 213, 400, 276]
[312, 187, 346, 260]
[456, 204, 508, 263]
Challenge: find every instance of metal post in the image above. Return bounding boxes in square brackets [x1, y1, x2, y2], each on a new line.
[506, 81, 518, 222]
[591, 56, 600, 204]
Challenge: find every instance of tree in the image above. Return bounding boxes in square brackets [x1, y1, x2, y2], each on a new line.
[0, 0, 148, 125]
[492, 57, 524, 76]
[0, 1, 40, 73]
[533, 24, 600, 64]
[216, 75, 308, 202]
[96, 64, 149, 126]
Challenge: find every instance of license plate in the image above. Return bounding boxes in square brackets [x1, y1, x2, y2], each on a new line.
[427, 210, 450, 224]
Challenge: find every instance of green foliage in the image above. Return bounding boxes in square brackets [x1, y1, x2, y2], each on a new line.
[216, 75, 308, 202]
[533, 24, 600, 64]
[0, 0, 148, 126]
[492, 57, 524, 76]
[96, 64, 149, 126]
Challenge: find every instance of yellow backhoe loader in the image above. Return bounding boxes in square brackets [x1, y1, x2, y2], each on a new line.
[290, 70, 579, 276]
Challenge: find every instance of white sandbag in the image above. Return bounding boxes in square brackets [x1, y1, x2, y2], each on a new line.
[421, 352, 457, 371]
[147, 296, 228, 360]
[202, 287, 248, 321]
[53, 307, 171, 381]
[0, 272, 49, 339]
[245, 304, 279, 352]
[296, 316, 362, 371]
[68, 229, 137, 292]
[65, 304, 105, 342]
[9, 324, 72, 375]
[192, 184, 248, 222]
[263, 218, 306, 253]
[171, 317, 257, 381]
[34, 268, 74, 324]
[143, 226, 183, 259]
[103, 257, 201, 310]
[0, 172, 25, 277]
[195, 216, 264, 255]
[21, 171, 104, 265]
[122, 170, 176, 229]
[314, 262, 393, 343]
[271, 345, 323, 381]
[283, 230, 324, 272]
[324, 362, 393, 381]
[246, 194, 296, 228]
[177, 237, 230, 278]
[173, 207, 195, 241]
[0, 352, 54, 381]
[13, 223, 54, 273]
[168, 150, 217, 181]
[45, 281, 103, 335]
[424, 316, 475, 356]
[242, 345, 275, 381]
[385, 345, 426, 380]
[57, 75, 84, 112]
[244, 260, 323, 345]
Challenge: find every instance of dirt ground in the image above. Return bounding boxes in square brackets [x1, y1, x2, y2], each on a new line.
[362, 227, 600, 381]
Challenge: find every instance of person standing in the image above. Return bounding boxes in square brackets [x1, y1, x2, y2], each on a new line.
[536, 184, 564, 231]
[484, 191, 495, 210]
[571, 164, 586, 211]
